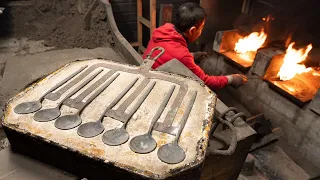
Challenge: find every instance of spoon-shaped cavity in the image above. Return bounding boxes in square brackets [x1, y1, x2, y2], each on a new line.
[14, 66, 88, 114]
[77, 77, 139, 138]
[102, 81, 156, 146]
[33, 69, 103, 122]
[129, 85, 176, 154]
[54, 73, 121, 130]
[157, 90, 197, 164]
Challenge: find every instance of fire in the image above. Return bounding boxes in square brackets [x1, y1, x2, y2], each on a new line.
[277, 43, 313, 81]
[234, 29, 267, 54]
[313, 71, 320, 76]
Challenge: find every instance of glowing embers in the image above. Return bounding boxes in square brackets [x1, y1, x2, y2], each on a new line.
[264, 43, 320, 105]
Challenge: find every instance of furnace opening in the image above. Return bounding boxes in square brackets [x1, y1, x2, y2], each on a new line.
[218, 16, 272, 69]
[264, 42, 320, 105]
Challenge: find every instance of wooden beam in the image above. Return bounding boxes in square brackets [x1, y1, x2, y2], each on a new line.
[137, 0, 143, 52]
[159, 4, 173, 26]
[138, 16, 151, 28]
[130, 42, 139, 47]
[242, 0, 251, 14]
[149, 0, 156, 39]
[139, 45, 146, 54]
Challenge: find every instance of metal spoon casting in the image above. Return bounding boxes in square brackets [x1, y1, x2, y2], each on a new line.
[129, 85, 176, 154]
[77, 77, 139, 137]
[102, 81, 156, 146]
[33, 69, 103, 122]
[14, 66, 88, 114]
[55, 73, 121, 130]
[157, 91, 197, 164]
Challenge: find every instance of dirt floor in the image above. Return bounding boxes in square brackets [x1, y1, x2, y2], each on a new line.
[1, 0, 113, 49]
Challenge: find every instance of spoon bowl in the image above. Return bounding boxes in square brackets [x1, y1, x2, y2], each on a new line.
[14, 101, 42, 114]
[34, 107, 61, 122]
[157, 143, 185, 164]
[77, 122, 105, 138]
[55, 114, 82, 130]
[129, 134, 157, 154]
[102, 128, 129, 146]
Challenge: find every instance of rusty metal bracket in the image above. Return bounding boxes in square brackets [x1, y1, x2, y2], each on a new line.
[139, 46, 165, 72]
[210, 117, 237, 155]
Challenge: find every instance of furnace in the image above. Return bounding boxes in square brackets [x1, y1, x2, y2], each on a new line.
[2, 56, 216, 179]
[264, 43, 320, 106]
[213, 17, 270, 70]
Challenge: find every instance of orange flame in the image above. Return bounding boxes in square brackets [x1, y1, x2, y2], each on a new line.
[277, 42, 313, 81]
[313, 71, 320, 76]
[234, 29, 267, 54]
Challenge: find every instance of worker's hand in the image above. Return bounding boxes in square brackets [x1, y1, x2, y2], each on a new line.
[226, 74, 248, 89]
[191, 51, 208, 63]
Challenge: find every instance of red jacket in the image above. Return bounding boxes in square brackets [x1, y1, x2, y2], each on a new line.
[143, 23, 228, 89]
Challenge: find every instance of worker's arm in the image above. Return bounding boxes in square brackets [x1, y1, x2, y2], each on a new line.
[180, 54, 247, 89]
[180, 54, 229, 89]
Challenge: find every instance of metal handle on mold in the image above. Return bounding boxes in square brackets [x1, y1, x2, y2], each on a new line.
[146, 46, 165, 61]
[210, 117, 238, 156]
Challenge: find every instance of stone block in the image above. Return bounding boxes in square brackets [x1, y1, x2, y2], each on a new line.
[295, 111, 317, 132]
[269, 95, 301, 120]
[309, 88, 320, 116]
[262, 106, 284, 128]
[239, 78, 262, 97]
[256, 82, 274, 105]
[199, 53, 219, 75]
[280, 120, 303, 147]
[251, 48, 284, 77]
[306, 118, 320, 144]
[299, 138, 320, 169]
[252, 144, 310, 180]
[216, 55, 241, 75]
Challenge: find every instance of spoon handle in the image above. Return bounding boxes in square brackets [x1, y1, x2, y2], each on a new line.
[174, 91, 197, 143]
[147, 85, 175, 134]
[57, 69, 103, 108]
[122, 81, 156, 128]
[39, 65, 88, 102]
[97, 77, 139, 122]
[77, 73, 121, 114]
